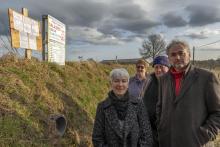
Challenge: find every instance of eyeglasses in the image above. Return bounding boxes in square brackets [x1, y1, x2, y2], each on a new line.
[136, 65, 145, 69]
[170, 51, 187, 57]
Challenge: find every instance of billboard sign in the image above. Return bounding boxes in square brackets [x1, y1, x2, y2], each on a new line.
[47, 15, 66, 65]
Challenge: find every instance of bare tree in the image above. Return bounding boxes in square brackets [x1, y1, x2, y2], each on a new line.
[139, 34, 166, 60]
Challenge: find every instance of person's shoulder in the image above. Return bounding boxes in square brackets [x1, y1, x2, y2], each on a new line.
[129, 76, 136, 81]
[97, 97, 111, 109]
[148, 72, 155, 78]
[129, 97, 145, 112]
[129, 96, 144, 105]
[158, 71, 170, 81]
[193, 67, 214, 77]
[194, 67, 220, 84]
[145, 73, 157, 84]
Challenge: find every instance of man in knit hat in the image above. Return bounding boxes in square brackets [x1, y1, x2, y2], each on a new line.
[142, 55, 170, 147]
[152, 55, 170, 79]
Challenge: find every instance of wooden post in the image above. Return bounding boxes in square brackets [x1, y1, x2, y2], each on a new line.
[42, 15, 46, 61]
[42, 15, 48, 61]
[22, 8, 32, 59]
[192, 46, 195, 65]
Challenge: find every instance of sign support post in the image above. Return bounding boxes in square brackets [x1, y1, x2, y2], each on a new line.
[22, 8, 32, 59]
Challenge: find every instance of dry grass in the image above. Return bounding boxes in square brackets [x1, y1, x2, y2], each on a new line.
[0, 55, 219, 146]
[0, 55, 136, 146]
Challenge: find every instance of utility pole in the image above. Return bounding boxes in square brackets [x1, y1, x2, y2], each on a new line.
[42, 15, 47, 61]
[192, 46, 195, 65]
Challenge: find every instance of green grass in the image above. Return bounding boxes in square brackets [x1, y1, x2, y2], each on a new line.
[0, 55, 219, 146]
[0, 56, 136, 146]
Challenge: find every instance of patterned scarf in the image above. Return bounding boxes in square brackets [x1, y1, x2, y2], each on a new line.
[108, 90, 129, 120]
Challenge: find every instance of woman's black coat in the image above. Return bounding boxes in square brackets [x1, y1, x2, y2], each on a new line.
[92, 92, 153, 147]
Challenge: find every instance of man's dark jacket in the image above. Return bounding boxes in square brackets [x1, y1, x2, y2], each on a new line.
[143, 73, 159, 147]
[156, 65, 220, 147]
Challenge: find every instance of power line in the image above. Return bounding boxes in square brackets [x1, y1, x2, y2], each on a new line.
[199, 49, 220, 51]
[192, 39, 220, 63]
[196, 39, 220, 48]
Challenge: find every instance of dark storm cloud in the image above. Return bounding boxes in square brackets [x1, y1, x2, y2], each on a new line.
[183, 33, 208, 39]
[186, 4, 220, 26]
[40, 0, 159, 34]
[0, 10, 9, 35]
[23, 0, 108, 27]
[4, 0, 220, 46]
[0, 0, 160, 44]
[62, 1, 108, 27]
[115, 19, 159, 34]
[0, 0, 110, 44]
[110, 3, 160, 33]
[162, 13, 187, 28]
[112, 4, 147, 20]
[0, 0, 108, 26]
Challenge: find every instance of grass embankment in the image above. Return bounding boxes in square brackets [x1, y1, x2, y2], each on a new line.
[0, 55, 219, 146]
[0, 55, 136, 146]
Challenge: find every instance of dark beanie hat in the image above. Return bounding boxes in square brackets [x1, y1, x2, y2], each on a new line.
[153, 56, 170, 67]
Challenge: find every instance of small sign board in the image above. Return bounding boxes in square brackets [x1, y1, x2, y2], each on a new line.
[8, 8, 42, 50]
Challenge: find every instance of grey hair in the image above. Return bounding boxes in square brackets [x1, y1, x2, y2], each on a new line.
[110, 68, 130, 82]
[166, 40, 190, 55]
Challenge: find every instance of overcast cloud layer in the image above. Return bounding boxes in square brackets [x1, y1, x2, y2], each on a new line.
[1, 0, 220, 60]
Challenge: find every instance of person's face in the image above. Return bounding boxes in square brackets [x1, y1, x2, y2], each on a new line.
[154, 64, 169, 78]
[111, 77, 128, 97]
[136, 64, 146, 75]
[168, 45, 191, 71]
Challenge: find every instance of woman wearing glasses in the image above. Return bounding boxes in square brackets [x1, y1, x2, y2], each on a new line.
[128, 59, 150, 98]
[92, 68, 153, 147]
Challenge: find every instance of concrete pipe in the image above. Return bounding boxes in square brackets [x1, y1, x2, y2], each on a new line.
[49, 114, 67, 137]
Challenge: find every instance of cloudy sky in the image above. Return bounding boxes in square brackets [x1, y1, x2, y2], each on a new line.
[1, 0, 220, 61]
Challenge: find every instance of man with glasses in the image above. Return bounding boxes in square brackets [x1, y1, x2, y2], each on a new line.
[156, 40, 220, 147]
[128, 59, 149, 98]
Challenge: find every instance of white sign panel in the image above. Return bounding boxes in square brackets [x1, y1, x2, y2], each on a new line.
[13, 11, 23, 31]
[47, 15, 66, 65]
[31, 20, 39, 36]
[48, 40, 65, 65]
[48, 15, 65, 44]
[19, 32, 28, 48]
[23, 16, 32, 34]
[29, 35, 37, 50]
